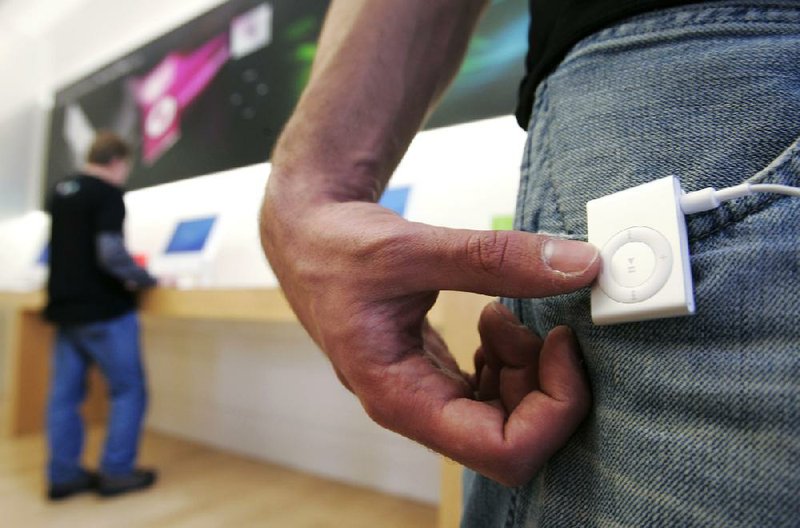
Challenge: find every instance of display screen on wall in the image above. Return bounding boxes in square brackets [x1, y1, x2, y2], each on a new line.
[426, 0, 528, 128]
[44, 0, 328, 194]
[43, 0, 527, 196]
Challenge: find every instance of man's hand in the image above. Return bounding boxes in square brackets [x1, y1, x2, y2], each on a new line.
[259, 0, 599, 486]
[260, 191, 599, 486]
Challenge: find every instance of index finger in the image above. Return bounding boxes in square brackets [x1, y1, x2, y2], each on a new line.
[399, 223, 600, 299]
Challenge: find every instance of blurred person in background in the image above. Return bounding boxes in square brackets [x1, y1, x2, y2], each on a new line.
[44, 131, 158, 500]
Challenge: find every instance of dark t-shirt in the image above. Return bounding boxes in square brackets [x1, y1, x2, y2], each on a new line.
[45, 174, 137, 324]
[517, 0, 711, 128]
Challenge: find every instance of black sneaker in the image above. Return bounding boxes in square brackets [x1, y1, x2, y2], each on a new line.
[97, 469, 157, 497]
[48, 471, 99, 501]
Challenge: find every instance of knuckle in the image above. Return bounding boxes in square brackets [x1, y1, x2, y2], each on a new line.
[465, 231, 511, 277]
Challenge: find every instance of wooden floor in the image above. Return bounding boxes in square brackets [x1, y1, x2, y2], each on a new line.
[0, 427, 436, 527]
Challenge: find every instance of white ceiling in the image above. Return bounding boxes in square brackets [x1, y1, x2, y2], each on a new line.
[0, 0, 87, 37]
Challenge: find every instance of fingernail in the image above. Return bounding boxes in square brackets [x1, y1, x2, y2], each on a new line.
[542, 239, 599, 275]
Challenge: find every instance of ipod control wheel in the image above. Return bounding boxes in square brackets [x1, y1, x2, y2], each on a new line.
[598, 226, 672, 304]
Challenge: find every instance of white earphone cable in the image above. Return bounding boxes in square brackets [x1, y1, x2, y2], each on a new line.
[679, 182, 800, 215]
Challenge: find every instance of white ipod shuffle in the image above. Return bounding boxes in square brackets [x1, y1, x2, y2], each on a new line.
[587, 176, 695, 325]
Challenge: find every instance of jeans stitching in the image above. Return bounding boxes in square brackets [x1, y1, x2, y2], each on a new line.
[503, 486, 519, 528]
[553, 4, 800, 89]
[537, 85, 571, 237]
[542, 97, 568, 236]
[567, 2, 800, 59]
[517, 118, 535, 233]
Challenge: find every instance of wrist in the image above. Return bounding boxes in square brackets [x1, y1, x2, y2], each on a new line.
[263, 160, 387, 222]
[259, 166, 345, 259]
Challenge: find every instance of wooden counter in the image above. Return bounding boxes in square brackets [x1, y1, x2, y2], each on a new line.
[0, 289, 298, 438]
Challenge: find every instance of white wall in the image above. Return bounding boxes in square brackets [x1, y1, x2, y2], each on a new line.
[0, 25, 48, 217]
[143, 317, 441, 502]
[43, 0, 232, 94]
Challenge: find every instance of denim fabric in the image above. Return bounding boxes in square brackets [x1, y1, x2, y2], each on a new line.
[47, 310, 147, 482]
[463, 2, 800, 527]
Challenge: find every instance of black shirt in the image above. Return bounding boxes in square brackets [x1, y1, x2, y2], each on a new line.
[45, 174, 137, 324]
[517, 0, 711, 128]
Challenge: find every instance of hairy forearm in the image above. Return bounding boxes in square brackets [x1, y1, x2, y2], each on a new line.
[269, 0, 489, 204]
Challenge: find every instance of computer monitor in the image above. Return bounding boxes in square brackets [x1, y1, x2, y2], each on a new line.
[379, 186, 411, 218]
[150, 215, 220, 288]
[164, 216, 217, 254]
[36, 243, 50, 266]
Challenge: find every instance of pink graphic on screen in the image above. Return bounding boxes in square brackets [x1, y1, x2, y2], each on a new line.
[132, 33, 231, 164]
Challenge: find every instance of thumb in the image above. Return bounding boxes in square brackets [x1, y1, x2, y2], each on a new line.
[410, 225, 600, 298]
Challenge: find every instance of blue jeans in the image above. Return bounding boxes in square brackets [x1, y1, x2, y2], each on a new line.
[47, 310, 147, 483]
[463, 2, 800, 527]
